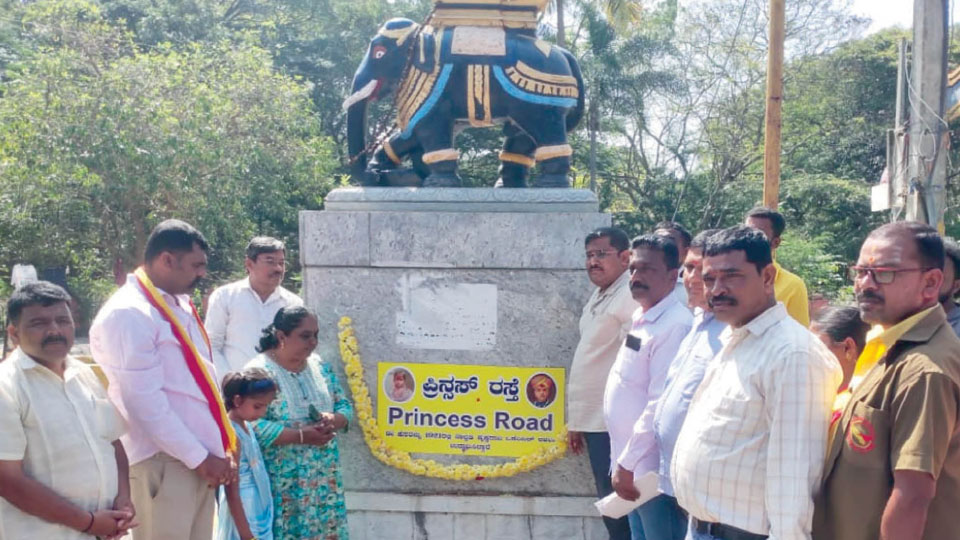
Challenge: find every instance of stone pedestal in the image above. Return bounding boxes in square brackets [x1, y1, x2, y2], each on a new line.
[300, 187, 611, 539]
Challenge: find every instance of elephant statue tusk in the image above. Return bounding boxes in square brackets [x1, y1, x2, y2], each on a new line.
[343, 79, 380, 111]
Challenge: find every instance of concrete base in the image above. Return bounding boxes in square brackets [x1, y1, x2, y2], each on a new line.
[300, 187, 611, 537]
[345, 492, 607, 540]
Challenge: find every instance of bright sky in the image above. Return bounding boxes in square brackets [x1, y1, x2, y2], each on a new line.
[851, 0, 951, 34]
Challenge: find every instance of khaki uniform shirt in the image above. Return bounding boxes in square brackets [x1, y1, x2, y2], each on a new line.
[813, 307, 960, 540]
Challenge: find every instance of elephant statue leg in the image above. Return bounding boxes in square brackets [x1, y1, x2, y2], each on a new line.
[414, 111, 462, 187]
[533, 144, 573, 188]
[368, 134, 425, 186]
[496, 123, 536, 188]
[519, 110, 573, 188]
[421, 149, 462, 187]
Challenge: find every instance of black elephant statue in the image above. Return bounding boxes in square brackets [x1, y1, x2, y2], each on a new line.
[344, 18, 585, 188]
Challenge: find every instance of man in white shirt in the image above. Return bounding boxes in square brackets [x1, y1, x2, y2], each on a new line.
[672, 226, 840, 540]
[568, 227, 637, 540]
[0, 281, 134, 539]
[605, 234, 693, 540]
[91, 219, 235, 540]
[204, 236, 302, 377]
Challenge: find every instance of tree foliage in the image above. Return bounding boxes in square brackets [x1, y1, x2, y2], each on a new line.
[0, 0, 338, 325]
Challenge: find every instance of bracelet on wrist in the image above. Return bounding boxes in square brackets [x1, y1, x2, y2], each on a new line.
[298, 429, 304, 444]
[81, 511, 95, 533]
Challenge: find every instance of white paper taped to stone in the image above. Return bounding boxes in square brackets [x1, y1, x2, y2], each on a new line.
[395, 275, 497, 350]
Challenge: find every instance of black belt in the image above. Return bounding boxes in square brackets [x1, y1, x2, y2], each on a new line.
[691, 518, 768, 540]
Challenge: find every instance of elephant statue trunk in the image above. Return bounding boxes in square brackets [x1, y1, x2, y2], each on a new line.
[345, 78, 377, 182]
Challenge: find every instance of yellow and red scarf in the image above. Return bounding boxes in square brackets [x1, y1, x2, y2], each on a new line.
[134, 267, 237, 455]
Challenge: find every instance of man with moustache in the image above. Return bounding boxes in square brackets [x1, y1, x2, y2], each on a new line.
[91, 219, 236, 540]
[672, 226, 840, 540]
[0, 282, 135, 539]
[568, 227, 637, 540]
[938, 237, 960, 336]
[205, 236, 302, 377]
[605, 235, 692, 540]
[813, 222, 960, 540]
[649, 229, 726, 540]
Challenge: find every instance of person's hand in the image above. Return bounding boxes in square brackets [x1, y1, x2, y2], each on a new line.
[317, 412, 347, 431]
[195, 454, 233, 487]
[109, 492, 137, 538]
[303, 424, 336, 447]
[612, 465, 639, 501]
[567, 431, 585, 456]
[85, 509, 132, 537]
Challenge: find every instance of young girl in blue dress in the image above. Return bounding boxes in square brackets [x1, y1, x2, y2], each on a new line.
[218, 368, 278, 540]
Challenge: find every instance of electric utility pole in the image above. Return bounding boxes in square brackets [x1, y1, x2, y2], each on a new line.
[762, 0, 786, 209]
[906, 0, 949, 229]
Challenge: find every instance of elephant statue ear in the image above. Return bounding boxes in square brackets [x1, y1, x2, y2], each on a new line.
[411, 29, 436, 72]
[378, 18, 420, 47]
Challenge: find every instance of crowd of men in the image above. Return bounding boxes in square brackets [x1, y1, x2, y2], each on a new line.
[568, 208, 960, 540]
[3, 208, 960, 540]
[0, 220, 300, 539]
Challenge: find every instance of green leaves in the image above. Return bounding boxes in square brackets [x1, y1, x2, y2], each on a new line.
[0, 0, 338, 322]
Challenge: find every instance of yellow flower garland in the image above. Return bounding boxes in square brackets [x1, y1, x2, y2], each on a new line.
[337, 316, 568, 480]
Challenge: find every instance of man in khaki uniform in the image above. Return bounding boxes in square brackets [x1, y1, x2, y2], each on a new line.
[813, 222, 960, 540]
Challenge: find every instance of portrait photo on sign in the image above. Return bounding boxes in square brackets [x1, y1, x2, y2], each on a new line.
[384, 366, 416, 403]
[525, 373, 556, 408]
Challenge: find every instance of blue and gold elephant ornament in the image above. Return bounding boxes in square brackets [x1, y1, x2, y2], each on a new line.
[344, 18, 585, 188]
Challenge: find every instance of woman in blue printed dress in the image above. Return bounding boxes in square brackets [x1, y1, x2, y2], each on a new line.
[246, 307, 352, 540]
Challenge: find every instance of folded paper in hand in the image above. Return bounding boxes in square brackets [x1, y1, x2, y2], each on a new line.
[593, 471, 660, 519]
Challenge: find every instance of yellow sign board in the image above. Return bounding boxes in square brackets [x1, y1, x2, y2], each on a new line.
[377, 362, 565, 457]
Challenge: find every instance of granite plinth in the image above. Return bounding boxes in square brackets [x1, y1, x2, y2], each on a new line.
[301, 187, 610, 535]
[323, 187, 600, 213]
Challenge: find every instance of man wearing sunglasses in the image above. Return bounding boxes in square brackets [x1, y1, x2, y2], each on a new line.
[813, 221, 960, 540]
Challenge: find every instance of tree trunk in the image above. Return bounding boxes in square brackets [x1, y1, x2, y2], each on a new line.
[556, 0, 566, 48]
[589, 98, 598, 192]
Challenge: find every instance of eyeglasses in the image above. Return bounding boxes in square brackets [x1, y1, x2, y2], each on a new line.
[847, 265, 932, 285]
[586, 250, 618, 261]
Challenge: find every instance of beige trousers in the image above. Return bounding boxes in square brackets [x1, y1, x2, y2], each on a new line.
[129, 453, 215, 540]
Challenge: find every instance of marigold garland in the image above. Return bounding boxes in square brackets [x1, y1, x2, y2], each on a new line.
[337, 316, 568, 480]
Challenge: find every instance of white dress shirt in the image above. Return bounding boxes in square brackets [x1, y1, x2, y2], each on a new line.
[568, 270, 640, 432]
[0, 349, 125, 540]
[205, 278, 302, 377]
[604, 287, 692, 474]
[672, 303, 841, 540]
[90, 274, 227, 469]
